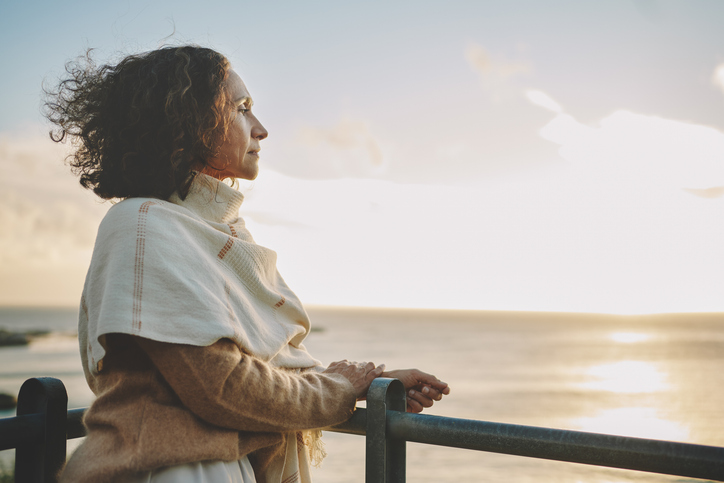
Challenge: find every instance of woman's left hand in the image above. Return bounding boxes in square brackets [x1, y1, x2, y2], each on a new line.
[381, 369, 450, 413]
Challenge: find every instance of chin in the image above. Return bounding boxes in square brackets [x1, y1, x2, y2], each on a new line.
[236, 169, 259, 181]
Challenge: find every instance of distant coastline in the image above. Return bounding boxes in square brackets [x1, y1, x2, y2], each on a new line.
[0, 306, 79, 332]
[304, 305, 724, 325]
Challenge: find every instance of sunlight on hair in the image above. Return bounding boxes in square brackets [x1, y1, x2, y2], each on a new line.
[580, 361, 668, 393]
[571, 407, 689, 441]
[608, 332, 651, 344]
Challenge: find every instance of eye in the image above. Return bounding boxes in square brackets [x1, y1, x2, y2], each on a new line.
[236, 99, 253, 115]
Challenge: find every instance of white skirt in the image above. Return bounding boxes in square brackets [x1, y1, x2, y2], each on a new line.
[126, 456, 256, 483]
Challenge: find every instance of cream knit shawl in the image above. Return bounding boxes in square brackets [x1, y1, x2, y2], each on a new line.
[79, 173, 320, 376]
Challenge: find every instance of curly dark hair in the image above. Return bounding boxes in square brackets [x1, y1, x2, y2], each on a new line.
[44, 45, 233, 200]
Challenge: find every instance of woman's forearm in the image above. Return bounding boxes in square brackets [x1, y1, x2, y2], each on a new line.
[135, 336, 357, 433]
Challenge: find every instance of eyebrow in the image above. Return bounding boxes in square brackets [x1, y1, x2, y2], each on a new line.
[234, 96, 253, 107]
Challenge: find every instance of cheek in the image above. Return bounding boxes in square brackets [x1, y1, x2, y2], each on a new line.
[230, 122, 250, 151]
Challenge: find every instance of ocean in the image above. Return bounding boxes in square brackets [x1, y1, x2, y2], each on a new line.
[1, 306, 723, 482]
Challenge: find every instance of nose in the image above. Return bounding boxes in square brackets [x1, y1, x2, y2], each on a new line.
[252, 117, 268, 141]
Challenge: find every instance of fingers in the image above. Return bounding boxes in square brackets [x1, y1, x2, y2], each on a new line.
[419, 385, 443, 401]
[330, 362, 454, 405]
[368, 363, 385, 380]
[415, 371, 450, 393]
[355, 362, 384, 377]
[326, 361, 387, 399]
[324, 360, 349, 371]
[328, 364, 449, 414]
[408, 388, 435, 409]
[406, 397, 424, 413]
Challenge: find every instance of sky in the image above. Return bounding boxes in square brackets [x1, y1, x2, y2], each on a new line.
[1, 0, 724, 313]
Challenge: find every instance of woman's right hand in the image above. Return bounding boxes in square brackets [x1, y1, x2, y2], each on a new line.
[323, 360, 385, 399]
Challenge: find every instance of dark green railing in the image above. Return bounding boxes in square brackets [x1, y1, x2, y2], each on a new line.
[1, 377, 723, 482]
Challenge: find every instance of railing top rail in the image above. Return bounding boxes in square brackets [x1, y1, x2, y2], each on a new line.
[327, 402, 724, 481]
[385, 410, 724, 481]
[0, 412, 45, 450]
[330, 378, 724, 482]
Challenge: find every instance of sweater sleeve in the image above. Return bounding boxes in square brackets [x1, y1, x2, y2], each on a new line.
[134, 336, 357, 433]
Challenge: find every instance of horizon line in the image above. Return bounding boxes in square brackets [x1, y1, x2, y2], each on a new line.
[1, 303, 723, 318]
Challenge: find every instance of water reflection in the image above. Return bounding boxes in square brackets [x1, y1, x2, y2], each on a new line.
[571, 407, 689, 441]
[608, 332, 651, 344]
[581, 361, 668, 393]
[571, 355, 688, 443]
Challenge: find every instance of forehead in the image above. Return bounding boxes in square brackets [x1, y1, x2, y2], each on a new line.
[226, 69, 250, 101]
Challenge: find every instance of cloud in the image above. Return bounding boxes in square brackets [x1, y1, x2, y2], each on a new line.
[525, 90, 563, 114]
[0, 191, 97, 266]
[465, 44, 530, 79]
[682, 186, 724, 199]
[242, 210, 313, 229]
[0, 129, 108, 270]
[269, 118, 387, 180]
[465, 44, 531, 100]
[528, 94, 724, 193]
[297, 119, 383, 166]
[0, 129, 113, 306]
[241, 166, 724, 314]
[712, 63, 724, 95]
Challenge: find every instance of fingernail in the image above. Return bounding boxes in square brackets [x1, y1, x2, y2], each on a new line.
[422, 387, 429, 394]
[409, 390, 415, 396]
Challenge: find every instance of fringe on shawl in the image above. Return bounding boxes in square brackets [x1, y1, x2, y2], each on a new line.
[296, 430, 327, 468]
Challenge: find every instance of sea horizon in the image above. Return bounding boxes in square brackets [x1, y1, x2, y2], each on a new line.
[2, 303, 724, 327]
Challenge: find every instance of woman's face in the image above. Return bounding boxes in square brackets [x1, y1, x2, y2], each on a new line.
[204, 69, 268, 180]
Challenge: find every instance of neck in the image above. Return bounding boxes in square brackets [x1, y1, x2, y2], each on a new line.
[168, 173, 244, 223]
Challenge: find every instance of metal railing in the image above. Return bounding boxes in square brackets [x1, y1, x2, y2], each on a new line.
[1, 377, 723, 482]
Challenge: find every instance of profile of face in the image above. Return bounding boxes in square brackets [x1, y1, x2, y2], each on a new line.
[204, 69, 268, 180]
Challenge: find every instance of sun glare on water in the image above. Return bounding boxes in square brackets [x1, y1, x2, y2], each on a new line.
[571, 407, 689, 441]
[608, 332, 651, 344]
[571, 356, 689, 442]
[580, 360, 668, 394]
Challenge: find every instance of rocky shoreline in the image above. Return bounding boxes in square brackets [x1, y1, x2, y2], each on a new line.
[0, 328, 52, 409]
[0, 328, 50, 347]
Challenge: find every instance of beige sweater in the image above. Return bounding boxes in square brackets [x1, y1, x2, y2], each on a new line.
[59, 334, 357, 483]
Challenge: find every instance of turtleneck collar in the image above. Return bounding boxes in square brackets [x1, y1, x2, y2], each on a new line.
[168, 173, 245, 224]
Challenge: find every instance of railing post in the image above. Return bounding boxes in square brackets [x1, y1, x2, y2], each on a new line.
[366, 378, 407, 483]
[15, 377, 69, 483]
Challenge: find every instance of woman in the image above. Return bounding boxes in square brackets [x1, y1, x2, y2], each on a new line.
[45, 45, 450, 483]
